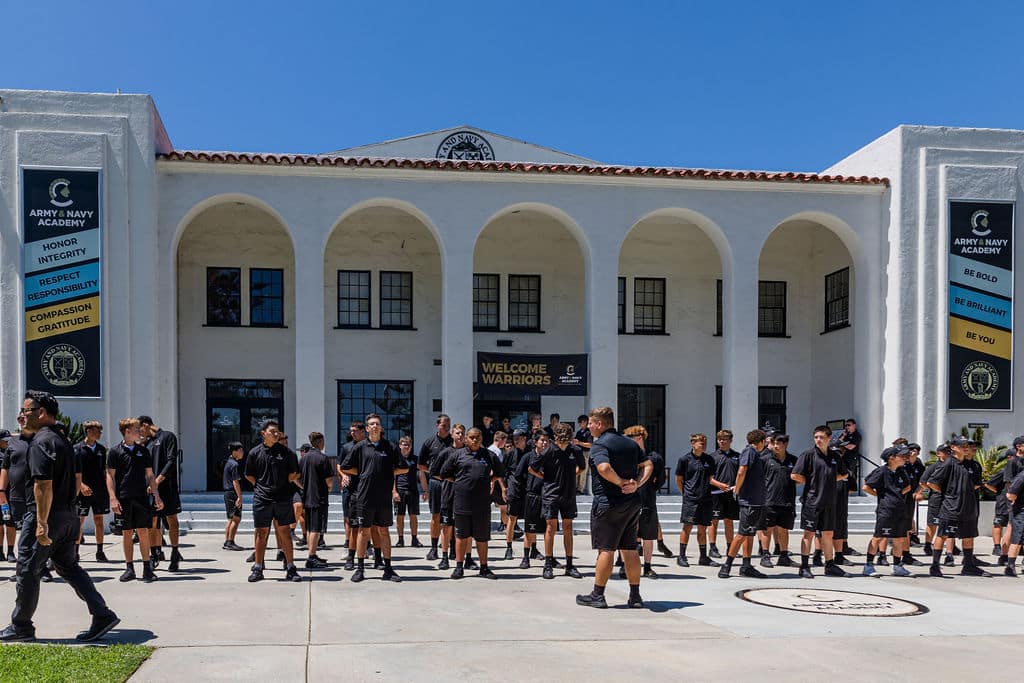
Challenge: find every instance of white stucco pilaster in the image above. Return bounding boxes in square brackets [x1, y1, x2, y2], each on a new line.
[722, 246, 759, 431]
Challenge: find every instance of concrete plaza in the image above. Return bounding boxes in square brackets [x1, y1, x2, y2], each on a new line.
[0, 531, 1016, 681]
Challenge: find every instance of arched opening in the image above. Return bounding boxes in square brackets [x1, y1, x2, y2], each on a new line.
[324, 205, 442, 452]
[176, 200, 295, 491]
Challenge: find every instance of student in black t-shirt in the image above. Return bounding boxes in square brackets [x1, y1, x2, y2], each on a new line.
[573, 415, 592, 495]
[441, 428, 503, 579]
[222, 442, 245, 551]
[708, 429, 741, 559]
[417, 414, 452, 562]
[900, 444, 926, 564]
[244, 419, 302, 583]
[1, 422, 27, 564]
[138, 416, 182, 572]
[106, 418, 164, 583]
[479, 415, 497, 449]
[428, 424, 465, 570]
[674, 433, 718, 568]
[1001, 468, 1024, 576]
[299, 432, 334, 569]
[758, 434, 797, 567]
[790, 425, 849, 578]
[624, 425, 665, 578]
[74, 420, 109, 562]
[501, 429, 530, 560]
[518, 430, 550, 570]
[393, 435, 425, 548]
[530, 423, 586, 579]
[339, 422, 366, 570]
[862, 447, 913, 576]
[719, 430, 768, 579]
[925, 436, 987, 576]
[341, 414, 408, 583]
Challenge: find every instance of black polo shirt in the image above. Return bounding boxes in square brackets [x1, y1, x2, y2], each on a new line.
[531, 444, 586, 503]
[762, 451, 797, 506]
[442, 447, 504, 515]
[245, 442, 300, 504]
[590, 429, 647, 509]
[641, 451, 666, 505]
[75, 441, 108, 494]
[504, 447, 530, 503]
[712, 448, 741, 486]
[223, 457, 241, 492]
[1007, 470, 1024, 515]
[865, 465, 910, 518]
[146, 428, 179, 486]
[107, 442, 153, 499]
[26, 425, 78, 515]
[417, 433, 453, 471]
[737, 445, 766, 506]
[3, 433, 32, 504]
[299, 447, 333, 508]
[920, 459, 945, 500]
[1002, 453, 1023, 491]
[793, 446, 846, 510]
[674, 451, 715, 504]
[394, 449, 419, 494]
[343, 438, 404, 509]
[901, 459, 926, 492]
[931, 457, 980, 522]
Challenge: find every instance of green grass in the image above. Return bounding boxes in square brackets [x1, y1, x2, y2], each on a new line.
[0, 644, 153, 683]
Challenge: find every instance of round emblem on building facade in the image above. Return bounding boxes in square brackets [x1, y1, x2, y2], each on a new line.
[41, 343, 86, 387]
[436, 132, 495, 161]
[961, 360, 999, 400]
[737, 588, 927, 617]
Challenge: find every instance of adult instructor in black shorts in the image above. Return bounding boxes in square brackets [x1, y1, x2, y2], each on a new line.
[576, 406, 652, 609]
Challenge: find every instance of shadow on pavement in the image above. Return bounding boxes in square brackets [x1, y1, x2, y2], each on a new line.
[34, 628, 157, 646]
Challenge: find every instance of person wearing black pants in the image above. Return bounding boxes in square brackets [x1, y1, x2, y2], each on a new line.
[1, 391, 119, 643]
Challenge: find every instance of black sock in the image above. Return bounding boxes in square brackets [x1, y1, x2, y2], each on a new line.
[456, 560, 464, 569]
[357, 557, 365, 570]
[643, 562, 652, 571]
[384, 558, 392, 569]
[628, 583, 641, 600]
[780, 550, 789, 557]
[506, 542, 512, 549]
[431, 537, 438, 550]
[347, 548, 355, 560]
[1009, 557, 1017, 567]
[801, 554, 809, 568]
[866, 553, 875, 564]
[374, 548, 383, 563]
[465, 553, 473, 563]
[813, 549, 822, 560]
[679, 543, 687, 557]
[480, 564, 488, 571]
[893, 554, 903, 566]
[566, 557, 574, 569]
[126, 561, 133, 570]
[931, 548, 942, 566]
[592, 584, 605, 597]
[523, 548, 530, 558]
[724, 556, 735, 568]
[97, 542, 102, 549]
[741, 556, 751, 567]
[698, 545, 708, 559]
[835, 551, 845, 564]
[825, 559, 835, 568]
[757, 542, 765, 554]
[964, 548, 975, 565]
[545, 557, 554, 568]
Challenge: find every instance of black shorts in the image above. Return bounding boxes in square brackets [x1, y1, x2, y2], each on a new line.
[341, 488, 352, 518]
[994, 512, 1010, 527]
[351, 503, 393, 529]
[76, 494, 110, 517]
[523, 494, 545, 534]
[393, 490, 420, 517]
[638, 505, 659, 541]
[454, 510, 491, 542]
[800, 503, 836, 533]
[738, 505, 765, 536]
[224, 491, 242, 519]
[506, 494, 524, 519]
[4, 501, 26, 529]
[936, 518, 979, 540]
[873, 516, 908, 538]
[926, 497, 943, 526]
[542, 497, 577, 521]
[833, 495, 849, 540]
[490, 481, 506, 507]
[155, 490, 182, 517]
[304, 505, 329, 534]
[903, 498, 918, 527]
[712, 492, 740, 520]
[590, 500, 642, 552]
[1010, 510, 1024, 545]
[428, 480, 443, 515]
[120, 496, 154, 530]
[252, 500, 296, 529]
[680, 499, 713, 527]
[764, 505, 795, 530]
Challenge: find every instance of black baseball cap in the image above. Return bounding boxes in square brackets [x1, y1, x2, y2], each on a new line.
[0, 429, 9, 440]
[880, 447, 898, 462]
[950, 435, 972, 446]
[1013, 436, 1024, 448]
[935, 442, 952, 454]
[512, 428, 528, 438]
[906, 443, 921, 452]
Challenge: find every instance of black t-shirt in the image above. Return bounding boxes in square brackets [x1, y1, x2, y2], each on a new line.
[521, 450, 544, 497]
[737, 445, 766, 506]
[441, 447, 504, 515]
[932, 457, 981, 522]
[920, 460, 945, 501]
[1002, 453, 1024, 491]
[844, 429, 862, 458]
[1007, 470, 1024, 515]
[343, 438, 404, 508]
[479, 424, 497, 448]
[792, 447, 846, 510]
[531, 444, 586, 503]
[641, 451, 666, 505]
[504, 447, 530, 503]
[299, 448, 333, 508]
[590, 429, 648, 509]
[865, 465, 910, 518]
[988, 470, 1009, 515]
[417, 433, 453, 472]
[901, 459, 925, 490]
[394, 449, 419, 494]
[75, 441, 108, 493]
[222, 457, 241, 492]
[762, 451, 797, 506]
[146, 428, 179, 488]
[3, 434, 32, 504]
[712, 448, 741, 487]
[574, 427, 592, 447]
[107, 442, 153, 499]
[674, 451, 715, 503]
[245, 442, 300, 504]
[23, 425, 77, 515]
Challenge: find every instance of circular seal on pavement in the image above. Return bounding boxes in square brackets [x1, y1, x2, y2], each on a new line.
[736, 588, 927, 618]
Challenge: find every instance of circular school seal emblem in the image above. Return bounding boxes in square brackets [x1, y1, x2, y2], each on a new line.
[41, 343, 86, 387]
[737, 588, 927, 618]
[961, 360, 998, 400]
[435, 132, 495, 161]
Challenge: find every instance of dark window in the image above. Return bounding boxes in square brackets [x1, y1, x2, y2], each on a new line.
[206, 267, 241, 326]
[206, 379, 284, 491]
[338, 270, 371, 328]
[618, 277, 626, 333]
[380, 271, 413, 329]
[758, 386, 787, 433]
[715, 279, 723, 336]
[715, 385, 723, 434]
[338, 381, 414, 447]
[758, 280, 787, 337]
[824, 267, 850, 332]
[617, 384, 666, 455]
[250, 268, 284, 326]
[473, 273, 500, 331]
[508, 275, 541, 331]
[633, 278, 665, 333]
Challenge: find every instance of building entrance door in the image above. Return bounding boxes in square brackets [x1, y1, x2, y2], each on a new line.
[205, 379, 285, 491]
[473, 400, 540, 435]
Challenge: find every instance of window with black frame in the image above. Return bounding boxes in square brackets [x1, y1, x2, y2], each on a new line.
[250, 268, 284, 326]
[337, 381, 414, 446]
[633, 277, 665, 333]
[758, 386, 786, 433]
[206, 267, 241, 326]
[715, 279, 723, 336]
[618, 277, 626, 333]
[758, 280, 787, 337]
[380, 271, 413, 329]
[338, 270, 371, 328]
[508, 275, 541, 331]
[617, 384, 665, 454]
[824, 267, 850, 332]
[473, 273, 499, 331]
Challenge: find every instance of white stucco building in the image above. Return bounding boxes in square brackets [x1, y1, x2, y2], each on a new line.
[1, 89, 1019, 491]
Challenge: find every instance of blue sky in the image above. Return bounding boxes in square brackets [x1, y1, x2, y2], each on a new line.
[5, 1, 1024, 171]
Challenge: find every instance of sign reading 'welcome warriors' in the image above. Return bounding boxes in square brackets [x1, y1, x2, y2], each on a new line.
[477, 352, 587, 396]
[22, 168, 103, 397]
[948, 201, 1013, 410]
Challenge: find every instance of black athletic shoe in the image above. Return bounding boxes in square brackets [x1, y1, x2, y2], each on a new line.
[698, 556, 720, 567]
[543, 565, 555, 579]
[518, 558, 530, 570]
[168, 549, 182, 572]
[739, 565, 767, 578]
[318, 537, 326, 549]
[246, 552, 256, 563]
[479, 567, 498, 580]
[961, 565, 991, 577]
[464, 556, 478, 570]
[76, 614, 120, 642]
[823, 564, 850, 578]
[40, 567, 54, 583]
[760, 554, 774, 568]
[294, 537, 307, 549]
[513, 529, 525, 540]
[0, 624, 35, 642]
[411, 537, 424, 548]
[1004, 565, 1018, 577]
[224, 541, 244, 551]
[657, 541, 674, 558]
[717, 565, 731, 578]
[503, 547, 514, 561]
[973, 558, 992, 567]
[576, 593, 608, 609]
[676, 555, 689, 567]
[530, 547, 543, 560]
[351, 568, 366, 583]
[928, 565, 943, 578]
[998, 555, 1009, 566]
[248, 565, 264, 582]
[550, 557, 562, 569]
[566, 566, 583, 579]
[812, 554, 824, 568]
[798, 567, 814, 579]
[776, 554, 794, 567]
[142, 564, 158, 583]
[944, 554, 955, 566]
[708, 545, 722, 559]
[394, 538, 405, 548]
[343, 557, 355, 571]
[438, 557, 450, 571]
[119, 566, 137, 582]
[5, 550, 15, 563]
[155, 547, 166, 562]
[844, 547, 862, 556]
[642, 567, 658, 579]
[627, 595, 645, 608]
[952, 545, 962, 556]
[993, 544, 1001, 556]
[922, 543, 933, 556]
[305, 557, 328, 569]
[382, 568, 402, 583]
[95, 549, 109, 562]
[903, 555, 924, 567]
[497, 522, 506, 532]
[373, 558, 384, 570]
[285, 566, 303, 582]
[425, 548, 438, 561]
[909, 535, 921, 546]
[451, 566, 465, 580]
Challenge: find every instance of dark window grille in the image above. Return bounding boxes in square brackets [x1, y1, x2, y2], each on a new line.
[633, 278, 665, 333]
[618, 277, 626, 333]
[824, 267, 850, 332]
[250, 268, 284, 326]
[758, 280, 787, 337]
[617, 384, 666, 455]
[380, 271, 413, 329]
[337, 381, 414, 447]
[473, 273, 500, 331]
[508, 275, 541, 331]
[207, 267, 241, 326]
[338, 270, 371, 328]
[716, 279, 723, 336]
[758, 386, 787, 433]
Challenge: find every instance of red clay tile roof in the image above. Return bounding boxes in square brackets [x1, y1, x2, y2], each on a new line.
[157, 151, 888, 186]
